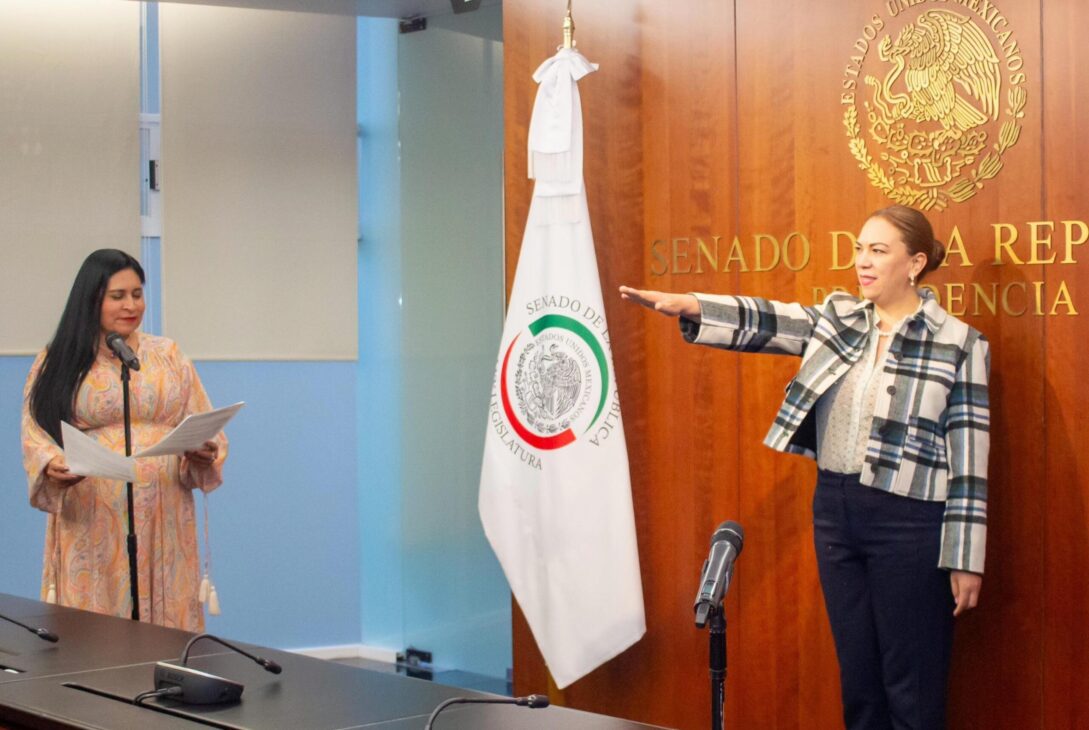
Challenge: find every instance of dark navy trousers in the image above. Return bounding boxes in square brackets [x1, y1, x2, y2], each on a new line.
[813, 470, 955, 730]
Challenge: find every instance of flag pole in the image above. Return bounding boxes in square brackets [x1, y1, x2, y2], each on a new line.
[562, 0, 575, 49]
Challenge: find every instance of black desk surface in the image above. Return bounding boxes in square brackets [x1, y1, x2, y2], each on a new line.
[0, 594, 67, 620]
[0, 594, 194, 682]
[0, 594, 669, 730]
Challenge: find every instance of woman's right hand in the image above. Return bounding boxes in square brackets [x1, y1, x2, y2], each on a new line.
[45, 456, 85, 487]
[619, 286, 701, 321]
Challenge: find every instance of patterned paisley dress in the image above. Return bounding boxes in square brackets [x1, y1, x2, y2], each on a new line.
[21, 333, 226, 631]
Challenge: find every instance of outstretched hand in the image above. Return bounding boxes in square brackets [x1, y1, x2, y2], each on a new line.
[618, 286, 700, 320]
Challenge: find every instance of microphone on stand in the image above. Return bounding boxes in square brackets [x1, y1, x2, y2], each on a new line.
[105, 332, 140, 371]
[106, 331, 140, 620]
[694, 521, 744, 628]
[148, 633, 282, 705]
[0, 612, 58, 642]
[425, 694, 550, 729]
[693, 520, 745, 730]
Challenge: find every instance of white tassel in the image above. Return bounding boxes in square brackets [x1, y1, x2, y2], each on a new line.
[198, 574, 210, 603]
[208, 585, 221, 616]
[46, 584, 56, 604]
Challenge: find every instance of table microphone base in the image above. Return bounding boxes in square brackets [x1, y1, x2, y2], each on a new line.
[153, 661, 243, 704]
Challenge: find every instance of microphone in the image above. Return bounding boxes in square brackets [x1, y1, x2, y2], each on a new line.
[0, 612, 58, 642]
[179, 634, 282, 674]
[425, 694, 550, 729]
[694, 521, 744, 628]
[105, 332, 140, 371]
[151, 633, 282, 704]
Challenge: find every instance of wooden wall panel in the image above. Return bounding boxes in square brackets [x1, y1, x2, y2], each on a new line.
[732, 3, 826, 727]
[635, 3, 742, 729]
[938, 0, 1047, 725]
[504, 0, 1087, 727]
[1042, 0, 1089, 726]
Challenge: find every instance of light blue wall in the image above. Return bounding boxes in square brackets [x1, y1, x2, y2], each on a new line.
[0, 357, 47, 599]
[194, 361, 361, 648]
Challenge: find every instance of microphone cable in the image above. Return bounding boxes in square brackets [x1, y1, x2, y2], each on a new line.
[133, 686, 183, 706]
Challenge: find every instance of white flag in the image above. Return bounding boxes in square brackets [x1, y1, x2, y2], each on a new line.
[479, 48, 645, 689]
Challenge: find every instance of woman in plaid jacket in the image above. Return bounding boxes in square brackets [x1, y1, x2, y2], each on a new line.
[621, 205, 989, 730]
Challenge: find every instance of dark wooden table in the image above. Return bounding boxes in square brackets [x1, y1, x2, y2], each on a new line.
[0, 594, 670, 729]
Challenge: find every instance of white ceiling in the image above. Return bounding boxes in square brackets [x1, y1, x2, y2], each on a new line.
[144, 0, 500, 20]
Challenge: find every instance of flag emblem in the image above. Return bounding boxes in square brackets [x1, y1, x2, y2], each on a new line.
[502, 313, 608, 451]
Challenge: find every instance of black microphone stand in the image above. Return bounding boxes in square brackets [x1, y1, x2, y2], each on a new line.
[424, 695, 549, 729]
[0, 612, 59, 642]
[121, 362, 140, 621]
[708, 604, 727, 730]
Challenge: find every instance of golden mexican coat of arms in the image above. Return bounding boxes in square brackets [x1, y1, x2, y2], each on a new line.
[843, 5, 1027, 210]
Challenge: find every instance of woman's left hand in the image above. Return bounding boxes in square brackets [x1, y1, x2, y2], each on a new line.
[950, 570, 982, 617]
[184, 440, 219, 468]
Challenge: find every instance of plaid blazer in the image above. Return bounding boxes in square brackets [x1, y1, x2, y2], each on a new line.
[681, 289, 990, 574]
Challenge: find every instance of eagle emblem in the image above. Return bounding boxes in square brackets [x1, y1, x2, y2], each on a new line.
[844, 9, 1026, 210]
[513, 334, 590, 436]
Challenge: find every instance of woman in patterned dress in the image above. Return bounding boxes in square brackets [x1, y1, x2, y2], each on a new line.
[21, 249, 226, 630]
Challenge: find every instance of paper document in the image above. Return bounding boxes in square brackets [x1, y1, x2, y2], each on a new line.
[134, 402, 244, 458]
[59, 402, 243, 481]
[61, 421, 136, 482]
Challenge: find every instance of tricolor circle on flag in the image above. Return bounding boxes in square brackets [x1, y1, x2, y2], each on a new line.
[500, 313, 609, 451]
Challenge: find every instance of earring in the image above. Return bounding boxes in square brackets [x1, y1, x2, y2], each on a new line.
[909, 272, 916, 287]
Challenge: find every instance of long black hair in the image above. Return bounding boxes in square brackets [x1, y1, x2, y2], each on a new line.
[29, 249, 145, 444]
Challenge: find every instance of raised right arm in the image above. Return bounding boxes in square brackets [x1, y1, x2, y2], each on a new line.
[620, 286, 821, 357]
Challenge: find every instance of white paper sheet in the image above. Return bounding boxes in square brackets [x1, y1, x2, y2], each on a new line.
[61, 421, 136, 482]
[133, 402, 244, 458]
